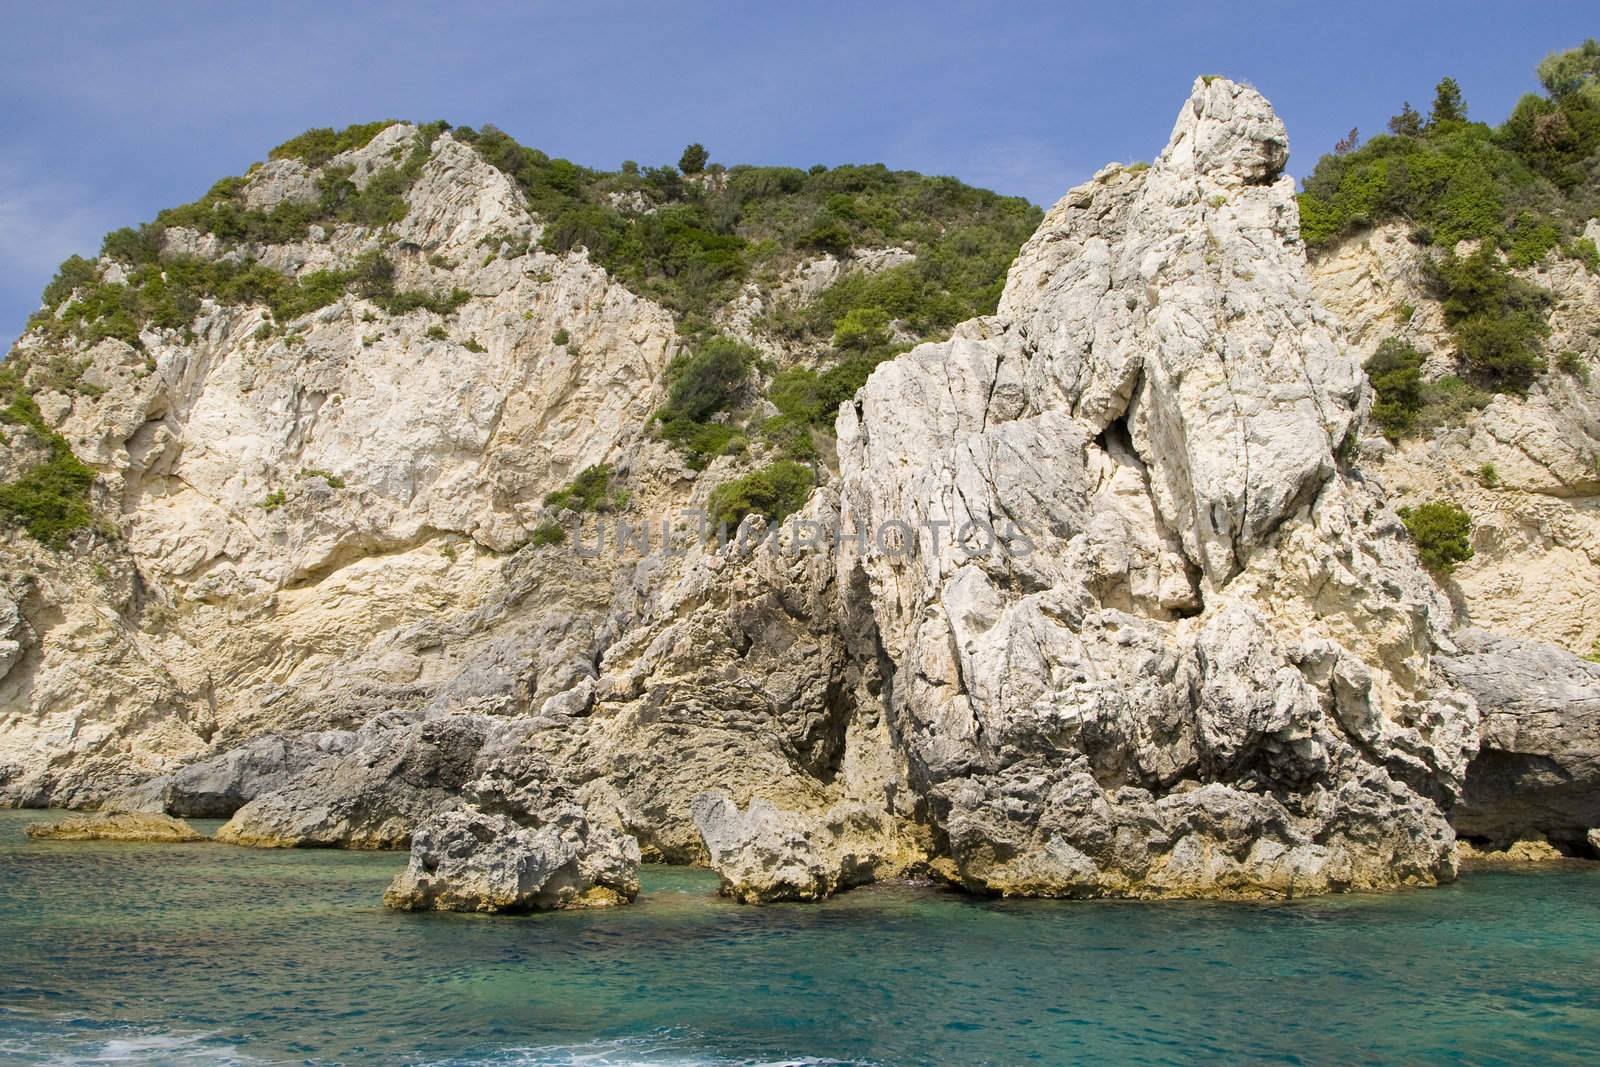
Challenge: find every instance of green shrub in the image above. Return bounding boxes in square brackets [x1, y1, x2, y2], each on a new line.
[1399, 501, 1474, 573]
[1556, 349, 1591, 383]
[1416, 375, 1492, 431]
[530, 521, 567, 546]
[425, 324, 448, 341]
[832, 305, 891, 350]
[260, 488, 286, 511]
[1477, 462, 1500, 488]
[269, 120, 397, 167]
[552, 327, 570, 346]
[1364, 338, 1426, 439]
[543, 463, 620, 512]
[706, 460, 815, 530]
[0, 365, 98, 546]
[298, 468, 345, 489]
[1429, 245, 1550, 391]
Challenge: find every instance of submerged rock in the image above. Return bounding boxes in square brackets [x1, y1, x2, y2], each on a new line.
[26, 810, 205, 843]
[383, 805, 639, 913]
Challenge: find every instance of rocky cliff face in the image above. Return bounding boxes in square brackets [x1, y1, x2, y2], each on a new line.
[833, 79, 1477, 896]
[4, 78, 1597, 906]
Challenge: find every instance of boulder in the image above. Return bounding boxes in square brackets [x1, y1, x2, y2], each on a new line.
[691, 792, 912, 903]
[383, 805, 639, 913]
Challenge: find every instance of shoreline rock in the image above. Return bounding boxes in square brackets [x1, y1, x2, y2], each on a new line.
[25, 811, 205, 843]
[383, 805, 640, 913]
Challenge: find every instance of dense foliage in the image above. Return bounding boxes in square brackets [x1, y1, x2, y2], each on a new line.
[0, 365, 96, 544]
[1298, 44, 1600, 255]
[705, 460, 816, 530]
[1303, 41, 1600, 416]
[454, 124, 1040, 332]
[1399, 501, 1475, 574]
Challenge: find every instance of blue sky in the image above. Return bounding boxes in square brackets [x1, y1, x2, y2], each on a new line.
[1, 2, 1592, 345]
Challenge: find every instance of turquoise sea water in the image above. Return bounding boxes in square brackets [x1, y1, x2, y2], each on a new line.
[1, 810, 1598, 1066]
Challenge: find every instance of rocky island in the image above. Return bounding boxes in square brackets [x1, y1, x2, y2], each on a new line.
[4, 72, 1599, 912]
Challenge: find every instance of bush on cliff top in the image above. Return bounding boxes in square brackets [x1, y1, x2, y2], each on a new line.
[1299, 43, 1600, 259]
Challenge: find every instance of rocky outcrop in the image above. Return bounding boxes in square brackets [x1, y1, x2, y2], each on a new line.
[832, 77, 1475, 898]
[0, 588, 27, 682]
[1311, 224, 1600, 657]
[113, 731, 357, 817]
[1440, 629, 1600, 853]
[383, 805, 639, 913]
[692, 792, 917, 903]
[213, 714, 493, 847]
[26, 810, 204, 842]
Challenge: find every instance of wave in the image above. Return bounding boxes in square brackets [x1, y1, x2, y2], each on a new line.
[0, 1017, 867, 1067]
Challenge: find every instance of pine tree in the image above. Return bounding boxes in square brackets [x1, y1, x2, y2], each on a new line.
[1429, 77, 1466, 127]
[1388, 102, 1423, 138]
[678, 143, 709, 175]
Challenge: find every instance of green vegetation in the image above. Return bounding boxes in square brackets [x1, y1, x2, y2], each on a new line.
[1557, 349, 1591, 383]
[16, 116, 1040, 551]
[1298, 56, 1600, 255]
[650, 336, 757, 466]
[0, 365, 96, 545]
[453, 123, 1037, 330]
[268, 120, 397, 166]
[1362, 337, 1498, 440]
[543, 463, 625, 513]
[530, 521, 567, 546]
[298, 468, 345, 489]
[706, 460, 815, 530]
[678, 143, 709, 175]
[260, 488, 286, 511]
[1303, 42, 1600, 414]
[27, 246, 468, 353]
[1399, 501, 1475, 574]
[1477, 462, 1500, 488]
[1364, 338, 1426, 439]
[1428, 245, 1550, 391]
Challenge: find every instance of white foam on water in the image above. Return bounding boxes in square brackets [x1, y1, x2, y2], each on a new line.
[423, 1028, 870, 1067]
[0, 1020, 259, 1066]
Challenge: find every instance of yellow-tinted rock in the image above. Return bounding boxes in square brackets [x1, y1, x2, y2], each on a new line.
[26, 811, 205, 843]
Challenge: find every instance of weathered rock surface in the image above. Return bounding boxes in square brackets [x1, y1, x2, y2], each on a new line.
[113, 731, 357, 817]
[214, 714, 493, 847]
[26, 810, 204, 842]
[833, 77, 1475, 897]
[1311, 224, 1600, 657]
[692, 791, 916, 903]
[384, 804, 639, 913]
[1457, 837, 1567, 864]
[1439, 628, 1600, 852]
[8, 79, 1600, 902]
